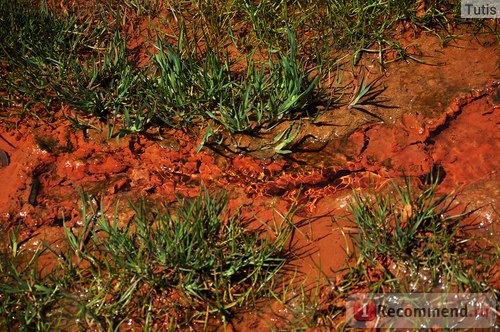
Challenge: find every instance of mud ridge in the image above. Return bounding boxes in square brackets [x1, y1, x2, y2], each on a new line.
[424, 82, 499, 143]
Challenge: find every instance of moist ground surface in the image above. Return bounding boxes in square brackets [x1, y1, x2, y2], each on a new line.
[0, 30, 498, 330]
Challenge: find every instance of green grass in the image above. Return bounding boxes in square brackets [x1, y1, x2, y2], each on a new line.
[257, 176, 498, 329]
[338, 176, 498, 295]
[0, 0, 320, 137]
[150, 29, 319, 133]
[0, 189, 295, 330]
[0, 1, 498, 329]
[0, 180, 497, 330]
[2, 0, 495, 144]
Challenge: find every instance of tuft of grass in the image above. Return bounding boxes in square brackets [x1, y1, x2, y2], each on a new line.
[272, 176, 499, 330]
[53, 31, 151, 132]
[94, 190, 293, 313]
[0, 232, 63, 331]
[339, 176, 498, 295]
[0, 189, 295, 330]
[348, 71, 376, 110]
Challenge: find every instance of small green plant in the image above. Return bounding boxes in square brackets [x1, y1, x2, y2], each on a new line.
[347, 71, 388, 122]
[95, 190, 293, 312]
[347, 72, 374, 110]
[272, 120, 301, 154]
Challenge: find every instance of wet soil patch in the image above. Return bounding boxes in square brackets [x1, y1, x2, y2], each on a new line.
[0, 28, 498, 329]
[1, 82, 497, 268]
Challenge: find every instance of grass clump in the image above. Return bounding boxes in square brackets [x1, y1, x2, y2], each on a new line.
[0, 0, 152, 134]
[0, 235, 62, 331]
[339, 177, 497, 295]
[265, 177, 498, 330]
[150, 30, 319, 133]
[0, 190, 295, 330]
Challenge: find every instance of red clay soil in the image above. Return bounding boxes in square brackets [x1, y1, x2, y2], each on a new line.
[0, 33, 499, 330]
[2, 84, 496, 228]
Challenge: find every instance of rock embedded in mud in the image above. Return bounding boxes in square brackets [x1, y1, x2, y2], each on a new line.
[28, 175, 41, 206]
[0, 149, 9, 167]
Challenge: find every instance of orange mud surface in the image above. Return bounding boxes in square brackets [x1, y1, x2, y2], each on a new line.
[0, 32, 499, 330]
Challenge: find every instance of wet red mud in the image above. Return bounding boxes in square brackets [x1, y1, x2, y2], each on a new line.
[1, 30, 499, 330]
[1, 82, 498, 328]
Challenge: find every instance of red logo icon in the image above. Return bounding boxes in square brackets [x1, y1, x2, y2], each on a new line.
[353, 300, 377, 321]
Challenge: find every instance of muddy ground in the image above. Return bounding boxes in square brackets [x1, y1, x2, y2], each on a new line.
[0, 29, 499, 329]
